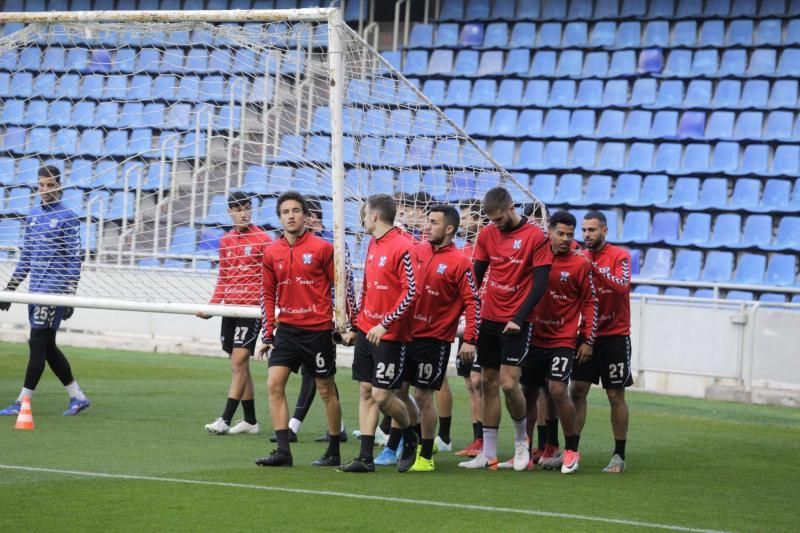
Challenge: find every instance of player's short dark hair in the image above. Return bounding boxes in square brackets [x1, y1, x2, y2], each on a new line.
[394, 191, 414, 207]
[367, 194, 396, 225]
[39, 165, 61, 185]
[305, 197, 322, 220]
[583, 210, 608, 228]
[429, 204, 460, 236]
[483, 187, 513, 214]
[227, 190, 251, 209]
[549, 210, 577, 229]
[460, 199, 482, 218]
[276, 190, 309, 216]
[412, 191, 434, 207]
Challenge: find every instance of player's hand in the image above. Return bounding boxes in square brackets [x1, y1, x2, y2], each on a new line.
[502, 321, 521, 335]
[0, 301, 10, 312]
[196, 311, 211, 319]
[63, 307, 74, 320]
[257, 343, 272, 362]
[458, 342, 476, 365]
[576, 343, 593, 364]
[338, 331, 357, 346]
[366, 325, 387, 346]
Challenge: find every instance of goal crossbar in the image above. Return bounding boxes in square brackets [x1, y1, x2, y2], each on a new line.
[0, 9, 335, 24]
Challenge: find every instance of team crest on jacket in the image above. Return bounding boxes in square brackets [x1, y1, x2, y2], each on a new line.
[244, 245, 252, 256]
[436, 263, 447, 275]
[49, 218, 58, 228]
[303, 253, 312, 264]
[378, 256, 387, 267]
[560, 271, 570, 282]
[513, 239, 522, 250]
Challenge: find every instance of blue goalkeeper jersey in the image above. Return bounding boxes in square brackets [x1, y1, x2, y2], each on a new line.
[10, 200, 82, 294]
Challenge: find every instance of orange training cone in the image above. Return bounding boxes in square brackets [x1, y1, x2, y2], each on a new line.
[15, 396, 34, 430]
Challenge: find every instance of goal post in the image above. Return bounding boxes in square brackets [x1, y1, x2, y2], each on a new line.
[0, 8, 543, 329]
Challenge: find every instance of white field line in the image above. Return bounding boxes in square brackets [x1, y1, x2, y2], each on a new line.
[0, 464, 730, 533]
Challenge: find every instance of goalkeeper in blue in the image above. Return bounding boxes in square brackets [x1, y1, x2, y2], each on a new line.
[0, 165, 90, 416]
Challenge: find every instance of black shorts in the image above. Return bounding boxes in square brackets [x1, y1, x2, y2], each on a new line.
[522, 346, 575, 388]
[220, 317, 261, 354]
[268, 324, 336, 378]
[352, 331, 408, 390]
[476, 319, 533, 370]
[409, 339, 451, 390]
[455, 338, 481, 378]
[571, 335, 634, 389]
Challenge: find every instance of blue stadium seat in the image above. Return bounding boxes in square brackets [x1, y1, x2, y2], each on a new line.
[579, 174, 612, 205]
[651, 111, 678, 139]
[554, 174, 583, 204]
[548, 80, 575, 107]
[510, 22, 536, 48]
[600, 80, 625, 107]
[719, 50, 747, 77]
[590, 21, 616, 47]
[637, 48, 663, 75]
[726, 290, 754, 301]
[764, 217, 800, 251]
[669, 213, 711, 246]
[702, 213, 741, 248]
[748, 49, 776, 76]
[405, 50, 430, 76]
[465, 108, 491, 136]
[734, 112, 763, 140]
[702, 251, 734, 283]
[491, 109, 518, 137]
[736, 144, 769, 175]
[640, 248, 672, 279]
[478, 50, 504, 76]
[772, 145, 800, 176]
[445, 79, 471, 106]
[695, 178, 728, 209]
[537, 22, 561, 47]
[765, 254, 796, 286]
[683, 80, 712, 107]
[619, 210, 650, 244]
[515, 141, 543, 170]
[573, 140, 599, 169]
[678, 111, 705, 139]
[563, 22, 588, 48]
[644, 21, 669, 47]
[729, 178, 761, 211]
[672, 20, 697, 46]
[569, 110, 596, 138]
[531, 174, 556, 203]
[610, 50, 636, 76]
[446, 172, 477, 203]
[504, 49, 530, 75]
[469, 79, 496, 106]
[594, 110, 622, 138]
[543, 109, 569, 138]
[557, 50, 583, 77]
[691, 50, 719, 77]
[408, 23, 433, 47]
[671, 250, 702, 281]
[454, 50, 479, 76]
[491, 0, 514, 18]
[734, 215, 772, 249]
[664, 50, 692, 77]
[764, 111, 793, 140]
[652, 143, 681, 174]
[567, 0, 592, 18]
[734, 253, 766, 284]
[465, 0, 491, 19]
[634, 285, 661, 295]
[778, 49, 800, 77]
[482, 23, 508, 48]
[710, 142, 739, 173]
[522, 80, 549, 107]
[543, 141, 569, 169]
[106, 192, 136, 222]
[530, 51, 556, 77]
[168, 226, 196, 256]
[712, 80, 741, 108]
[759, 293, 787, 305]
[616, 21, 641, 47]
[706, 111, 734, 139]
[741, 80, 769, 108]
[576, 80, 603, 108]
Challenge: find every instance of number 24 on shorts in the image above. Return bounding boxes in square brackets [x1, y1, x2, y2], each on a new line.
[376, 362, 395, 380]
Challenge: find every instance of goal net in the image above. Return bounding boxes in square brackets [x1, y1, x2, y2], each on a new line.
[0, 9, 543, 327]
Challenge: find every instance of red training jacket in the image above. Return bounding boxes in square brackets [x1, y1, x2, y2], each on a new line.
[412, 241, 479, 345]
[473, 219, 553, 323]
[581, 243, 631, 337]
[261, 230, 336, 341]
[531, 249, 598, 349]
[209, 225, 272, 306]
[355, 227, 417, 343]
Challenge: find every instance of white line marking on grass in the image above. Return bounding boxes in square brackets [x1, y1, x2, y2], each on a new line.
[0, 464, 728, 533]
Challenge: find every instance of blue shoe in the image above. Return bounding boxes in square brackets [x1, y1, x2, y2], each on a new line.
[394, 437, 404, 460]
[63, 397, 91, 416]
[0, 401, 21, 416]
[375, 446, 398, 466]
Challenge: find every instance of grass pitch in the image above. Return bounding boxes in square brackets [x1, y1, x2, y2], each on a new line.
[0, 341, 798, 532]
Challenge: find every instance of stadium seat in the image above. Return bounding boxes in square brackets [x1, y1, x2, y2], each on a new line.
[454, 50, 479, 76]
[651, 111, 678, 139]
[616, 21, 641, 47]
[719, 50, 746, 77]
[640, 248, 672, 279]
[469, 79, 496, 106]
[634, 285, 660, 295]
[618, 210, 650, 244]
[702, 251, 734, 283]
[778, 49, 800, 77]
[491, 109, 518, 137]
[759, 293, 787, 305]
[509, 22, 536, 48]
[712, 80, 741, 108]
[576, 80, 603, 107]
[701, 213, 741, 248]
[504, 49, 530, 75]
[637, 48, 663, 74]
[580, 174, 612, 206]
[734, 112, 764, 140]
[554, 174, 582, 204]
[728, 179, 761, 211]
[764, 111, 793, 140]
[765, 255, 796, 286]
[772, 145, 800, 176]
[734, 253, 766, 284]
[531, 174, 556, 204]
[591, 21, 616, 47]
[496, 79, 523, 106]
[695, 178, 728, 209]
[530, 51, 556, 77]
[445, 79, 471, 106]
[735, 215, 773, 249]
[106, 192, 136, 222]
[764, 217, 800, 251]
[408, 23, 433, 47]
[726, 290, 754, 301]
[168, 226, 196, 256]
[741, 80, 769, 108]
[537, 23, 561, 47]
[671, 250, 702, 281]
[669, 213, 711, 246]
[480, 22, 507, 48]
[678, 111, 705, 139]
[758, 18, 784, 46]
